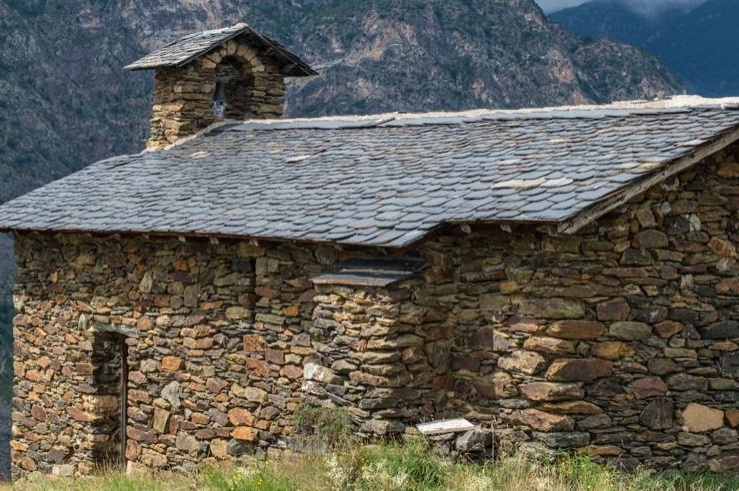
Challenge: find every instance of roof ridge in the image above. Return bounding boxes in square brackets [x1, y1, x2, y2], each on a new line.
[204, 101, 739, 133]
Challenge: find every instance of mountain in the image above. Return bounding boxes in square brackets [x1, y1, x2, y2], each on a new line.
[551, 0, 739, 97]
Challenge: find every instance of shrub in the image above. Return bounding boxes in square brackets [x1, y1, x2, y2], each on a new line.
[293, 403, 354, 448]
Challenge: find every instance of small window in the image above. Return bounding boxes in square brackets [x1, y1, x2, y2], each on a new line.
[213, 81, 226, 118]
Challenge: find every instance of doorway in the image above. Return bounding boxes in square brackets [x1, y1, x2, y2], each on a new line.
[90, 331, 129, 469]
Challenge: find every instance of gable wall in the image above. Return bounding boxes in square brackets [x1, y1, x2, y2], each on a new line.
[10, 141, 739, 475]
[408, 141, 739, 470]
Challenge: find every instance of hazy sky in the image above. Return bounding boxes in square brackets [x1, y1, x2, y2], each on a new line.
[536, 0, 707, 14]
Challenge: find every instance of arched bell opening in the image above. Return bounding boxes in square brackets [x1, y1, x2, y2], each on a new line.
[213, 56, 255, 120]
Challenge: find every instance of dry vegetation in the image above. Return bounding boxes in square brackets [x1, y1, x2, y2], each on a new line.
[2, 441, 739, 491]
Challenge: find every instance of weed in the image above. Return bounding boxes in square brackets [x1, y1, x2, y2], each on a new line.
[293, 403, 354, 448]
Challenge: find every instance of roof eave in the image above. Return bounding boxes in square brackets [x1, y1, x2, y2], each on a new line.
[557, 125, 739, 235]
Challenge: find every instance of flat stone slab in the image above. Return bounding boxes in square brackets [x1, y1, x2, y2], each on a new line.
[416, 418, 476, 436]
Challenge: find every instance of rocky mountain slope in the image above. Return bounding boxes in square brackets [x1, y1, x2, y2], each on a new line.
[551, 0, 739, 97]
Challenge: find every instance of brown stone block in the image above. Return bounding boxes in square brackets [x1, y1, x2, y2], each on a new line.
[452, 356, 481, 372]
[521, 382, 583, 401]
[710, 451, 739, 472]
[243, 334, 266, 352]
[547, 320, 606, 340]
[17, 457, 37, 472]
[432, 374, 454, 392]
[515, 409, 575, 432]
[128, 390, 151, 403]
[468, 327, 512, 352]
[209, 439, 228, 458]
[265, 348, 285, 365]
[716, 279, 739, 295]
[226, 306, 251, 320]
[228, 408, 255, 426]
[280, 365, 303, 380]
[541, 401, 602, 415]
[523, 337, 575, 355]
[25, 370, 44, 382]
[596, 298, 630, 321]
[30, 405, 47, 422]
[161, 356, 182, 372]
[10, 440, 28, 452]
[591, 341, 633, 360]
[67, 406, 100, 422]
[654, 321, 683, 339]
[546, 359, 613, 382]
[283, 305, 300, 317]
[127, 426, 158, 443]
[709, 237, 737, 257]
[196, 429, 216, 440]
[201, 301, 223, 310]
[586, 445, 622, 456]
[725, 409, 739, 428]
[682, 403, 724, 432]
[232, 427, 256, 441]
[125, 440, 141, 460]
[246, 358, 270, 377]
[630, 377, 667, 398]
[508, 317, 541, 334]
[498, 350, 546, 375]
[578, 414, 612, 431]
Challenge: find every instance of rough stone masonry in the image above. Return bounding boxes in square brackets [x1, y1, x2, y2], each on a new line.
[10, 142, 739, 476]
[148, 37, 286, 149]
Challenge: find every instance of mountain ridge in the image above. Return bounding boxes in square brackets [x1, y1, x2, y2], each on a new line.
[551, 0, 739, 97]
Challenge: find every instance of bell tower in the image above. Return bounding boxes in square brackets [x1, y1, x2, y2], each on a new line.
[126, 23, 316, 149]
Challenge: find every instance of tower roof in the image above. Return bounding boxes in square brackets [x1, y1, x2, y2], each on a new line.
[125, 24, 316, 77]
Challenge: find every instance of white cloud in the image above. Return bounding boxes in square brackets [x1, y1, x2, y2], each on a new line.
[536, 0, 708, 15]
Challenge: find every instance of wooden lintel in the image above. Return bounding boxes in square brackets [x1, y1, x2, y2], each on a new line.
[557, 127, 739, 235]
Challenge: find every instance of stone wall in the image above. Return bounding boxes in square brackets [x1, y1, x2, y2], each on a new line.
[306, 282, 451, 437]
[11, 235, 345, 476]
[148, 37, 286, 148]
[10, 142, 739, 475]
[409, 142, 739, 471]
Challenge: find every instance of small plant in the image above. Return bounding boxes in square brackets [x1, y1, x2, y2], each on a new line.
[293, 402, 354, 448]
[202, 465, 292, 491]
[357, 440, 444, 491]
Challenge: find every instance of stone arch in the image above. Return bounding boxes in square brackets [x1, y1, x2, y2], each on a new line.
[213, 55, 256, 120]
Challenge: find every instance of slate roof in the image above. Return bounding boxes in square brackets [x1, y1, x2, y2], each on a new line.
[2, 105, 739, 248]
[125, 25, 316, 77]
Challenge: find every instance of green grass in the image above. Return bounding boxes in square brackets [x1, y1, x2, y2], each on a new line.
[4, 443, 739, 491]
